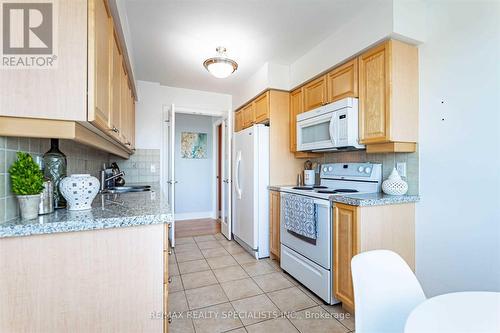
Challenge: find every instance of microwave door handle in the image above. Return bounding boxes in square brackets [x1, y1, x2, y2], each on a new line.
[329, 115, 336, 145]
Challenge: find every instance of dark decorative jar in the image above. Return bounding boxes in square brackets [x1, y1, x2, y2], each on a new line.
[43, 139, 67, 209]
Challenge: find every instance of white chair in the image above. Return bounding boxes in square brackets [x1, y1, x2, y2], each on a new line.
[351, 250, 426, 333]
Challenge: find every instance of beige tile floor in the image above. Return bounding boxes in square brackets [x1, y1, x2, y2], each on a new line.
[168, 233, 355, 333]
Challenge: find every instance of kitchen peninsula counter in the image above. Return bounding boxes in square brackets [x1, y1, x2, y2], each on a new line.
[0, 189, 172, 238]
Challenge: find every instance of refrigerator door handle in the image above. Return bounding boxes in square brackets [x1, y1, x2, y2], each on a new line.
[235, 151, 242, 199]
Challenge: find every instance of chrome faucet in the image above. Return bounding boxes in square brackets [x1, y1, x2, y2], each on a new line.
[100, 170, 125, 192]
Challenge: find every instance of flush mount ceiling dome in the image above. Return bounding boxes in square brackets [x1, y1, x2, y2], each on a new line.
[203, 46, 238, 79]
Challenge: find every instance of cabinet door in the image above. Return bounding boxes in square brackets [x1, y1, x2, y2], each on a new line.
[269, 191, 281, 259]
[120, 65, 130, 144]
[358, 42, 390, 143]
[110, 32, 122, 141]
[289, 88, 303, 152]
[242, 103, 255, 128]
[129, 96, 135, 149]
[91, 0, 112, 131]
[303, 75, 327, 112]
[327, 59, 358, 103]
[254, 92, 270, 124]
[234, 110, 243, 132]
[334, 204, 359, 312]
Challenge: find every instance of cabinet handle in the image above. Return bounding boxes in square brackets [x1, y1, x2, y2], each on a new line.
[168, 316, 172, 324]
[111, 127, 119, 133]
[125, 142, 131, 146]
[168, 276, 172, 283]
[168, 249, 172, 255]
[168, 224, 172, 229]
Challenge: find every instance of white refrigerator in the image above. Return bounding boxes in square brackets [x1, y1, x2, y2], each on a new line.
[233, 124, 270, 259]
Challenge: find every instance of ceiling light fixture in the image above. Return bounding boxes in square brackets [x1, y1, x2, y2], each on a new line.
[203, 46, 238, 79]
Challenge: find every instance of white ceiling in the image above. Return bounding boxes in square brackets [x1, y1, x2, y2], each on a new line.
[123, 0, 364, 95]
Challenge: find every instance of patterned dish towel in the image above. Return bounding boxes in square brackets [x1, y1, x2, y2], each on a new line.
[281, 193, 317, 240]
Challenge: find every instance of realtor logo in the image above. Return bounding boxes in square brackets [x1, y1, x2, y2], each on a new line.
[1, 0, 57, 68]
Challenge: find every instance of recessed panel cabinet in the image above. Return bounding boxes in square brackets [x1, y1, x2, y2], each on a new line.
[254, 91, 270, 124]
[333, 204, 358, 312]
[269, 190, 281, 260]
[234, 110, 243, 132]
[289, 88, 303, 153]
[333, 202, 416, 314]
[242, 103, 255, 129]
[303, 75, 328, 112]
[110, 32, 122, 142]
[89, 0, 112, 133]
[358, 40, 418, 151]
[327, 58, 358, 103]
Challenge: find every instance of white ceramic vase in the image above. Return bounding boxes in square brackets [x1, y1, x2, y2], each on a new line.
[17, 194, 41, 220]
[382, 168, 408, 196]
[59, 174, 100, 211]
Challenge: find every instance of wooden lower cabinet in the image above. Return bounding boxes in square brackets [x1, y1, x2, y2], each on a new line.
[333, 203, 416, 314]
[164, 223, 171, 333]
[333, 204, 358, 312]
[269, 190, 281, 260]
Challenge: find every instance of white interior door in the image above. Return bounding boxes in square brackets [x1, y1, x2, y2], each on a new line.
[221, 113, 232, 240]
[166, 104, 176, 247]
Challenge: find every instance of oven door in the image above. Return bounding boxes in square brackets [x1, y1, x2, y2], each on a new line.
[296, 112, 336, 151]
[280, 195, 331, 269]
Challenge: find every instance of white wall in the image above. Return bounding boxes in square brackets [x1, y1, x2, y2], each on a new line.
[135, 80, 232, 149]
[232, 62, 290, 108]
[417, 0, 500, 296]
[288, 0, 395, 88]
[174, 114, 214, 217]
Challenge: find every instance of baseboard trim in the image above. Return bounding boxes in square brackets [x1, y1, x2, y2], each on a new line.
[175, 211, 215, 221]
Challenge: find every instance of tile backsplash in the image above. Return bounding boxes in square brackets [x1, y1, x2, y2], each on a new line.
[0, 136, 109, 223]
[113, 149, 160, 184]
[312, 150, 419, 195]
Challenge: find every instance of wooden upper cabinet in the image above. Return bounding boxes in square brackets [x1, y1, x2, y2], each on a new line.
[254, 92, 270, 124]
[242, 103, 255, 129]
[289, 88, 303, 152]
[110, 32, 122, 141]
[358, 40, 418, 149]
[327, 58, 358, 103]
[90, 0, 112, 132]
[333, 203, 359, 312]
[269, 190, 281, 259]
[234, 110, 243, 132]
[303, 75, 327, 112]
[120, 65, 130, 144]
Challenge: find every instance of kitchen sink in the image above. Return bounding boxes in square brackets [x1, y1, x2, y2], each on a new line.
[104, 185, 151, 194]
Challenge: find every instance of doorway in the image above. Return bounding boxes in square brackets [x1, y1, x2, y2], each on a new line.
[216, 123, 222, 219]
[161, 104, 233, 245]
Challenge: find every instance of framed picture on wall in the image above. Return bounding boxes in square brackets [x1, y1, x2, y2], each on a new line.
[181, 132, 208, 159]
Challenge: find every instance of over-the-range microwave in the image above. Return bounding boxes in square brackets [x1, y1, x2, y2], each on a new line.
[296, 97, 364, 152]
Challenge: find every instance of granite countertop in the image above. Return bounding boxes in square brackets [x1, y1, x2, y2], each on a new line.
[268, 185, 419, 206]
[329, 192, 420, 206]
[0, 187, 173, 239]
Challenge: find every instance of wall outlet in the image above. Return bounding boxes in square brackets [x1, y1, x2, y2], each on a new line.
[150, 164, 156, 173]
[396, 162, 407, 178]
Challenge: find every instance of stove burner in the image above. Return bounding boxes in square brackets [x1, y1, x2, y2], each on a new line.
[292, 186, 313, 190]
[315, 189, 359, 194]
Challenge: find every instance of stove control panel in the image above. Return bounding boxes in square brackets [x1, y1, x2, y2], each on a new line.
[320, 163, 382, 181]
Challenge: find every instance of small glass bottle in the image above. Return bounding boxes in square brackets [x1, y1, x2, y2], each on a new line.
[43, 139, 67, 209]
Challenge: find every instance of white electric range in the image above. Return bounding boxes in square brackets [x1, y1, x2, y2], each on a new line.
[279, 162, 382, 304]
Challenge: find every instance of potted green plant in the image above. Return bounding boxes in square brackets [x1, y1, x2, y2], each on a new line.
[8, 152, 44, 220]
